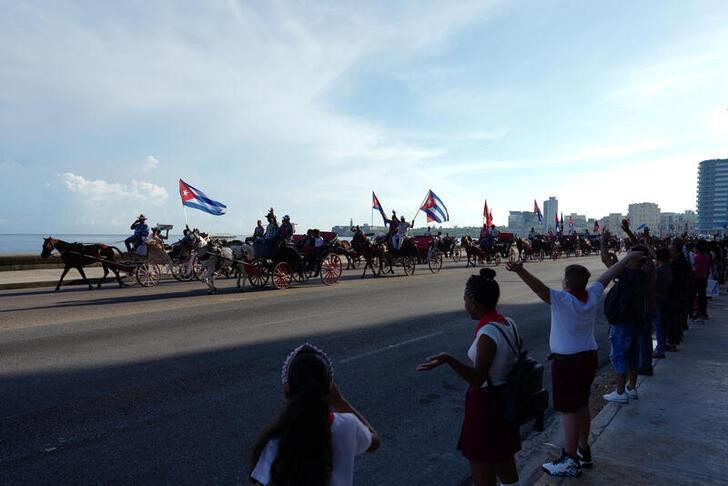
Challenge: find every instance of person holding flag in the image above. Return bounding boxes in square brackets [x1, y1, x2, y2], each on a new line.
[534, 200, 544, 225]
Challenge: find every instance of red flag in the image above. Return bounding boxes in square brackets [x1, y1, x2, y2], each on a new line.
[594, 220, 600, 233]
[484, 200, 492, 226]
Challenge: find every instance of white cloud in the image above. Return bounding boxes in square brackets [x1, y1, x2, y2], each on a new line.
[59, 173, 168, 204]
[141, 155, 159, 172]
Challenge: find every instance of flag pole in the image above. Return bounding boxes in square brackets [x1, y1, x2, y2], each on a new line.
[411, 190, 430, 228]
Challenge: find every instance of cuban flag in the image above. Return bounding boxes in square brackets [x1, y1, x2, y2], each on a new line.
[179, 179, 227, 216]
[420, 190, 449, 223]
[372, 192, 387, 224]
[637, 223, 647, 230]
[533, 200, 543, 224]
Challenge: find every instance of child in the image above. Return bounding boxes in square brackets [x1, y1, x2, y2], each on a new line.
[506, 252, 638, 477]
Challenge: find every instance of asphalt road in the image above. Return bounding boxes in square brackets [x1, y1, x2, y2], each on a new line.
[0, 256, 613, 485]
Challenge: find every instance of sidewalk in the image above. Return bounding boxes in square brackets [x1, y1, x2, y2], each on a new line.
[534, 294, 728, 485]
[0, 267, 109, 290]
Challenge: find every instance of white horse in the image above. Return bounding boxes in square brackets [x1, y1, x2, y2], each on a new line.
[198, 239, 249, 294]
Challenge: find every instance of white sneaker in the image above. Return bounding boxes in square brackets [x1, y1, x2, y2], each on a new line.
[626, 387, 639, 400]
[603, 389, 629, 403]
[542, 450, 582, 477]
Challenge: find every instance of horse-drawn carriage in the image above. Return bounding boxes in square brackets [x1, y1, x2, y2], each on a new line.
[40, 225, 197, 290]
[240, 232, 343, 290]
[411, 235, 444, 273]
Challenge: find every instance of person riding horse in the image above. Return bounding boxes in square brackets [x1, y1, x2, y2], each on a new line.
[125, 214, 149, 253]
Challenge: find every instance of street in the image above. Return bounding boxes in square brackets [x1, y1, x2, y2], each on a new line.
[1, 256, 613, 485]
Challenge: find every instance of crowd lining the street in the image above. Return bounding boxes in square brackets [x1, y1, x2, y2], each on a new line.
[247, 220, 724, 486]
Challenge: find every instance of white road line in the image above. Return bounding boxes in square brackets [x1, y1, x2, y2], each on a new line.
[338, 331, 444, 364]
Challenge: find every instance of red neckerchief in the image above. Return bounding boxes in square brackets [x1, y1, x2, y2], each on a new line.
[568, 289, 589, 303]
[328, 411, 335, 425]
[474, 309, 508, 335]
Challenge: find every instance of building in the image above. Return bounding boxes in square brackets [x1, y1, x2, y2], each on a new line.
[598, 213, 625, 236]
[660, 211, 697, 236]
[697, 159, 728, 234]
[543, 197, 558, 232]
[507, 210, 540, 235]
[627, 203, 660, 233]
[564, 213, 587, 233]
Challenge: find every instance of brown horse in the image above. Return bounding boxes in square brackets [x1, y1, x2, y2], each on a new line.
[41, 237, 126, 291]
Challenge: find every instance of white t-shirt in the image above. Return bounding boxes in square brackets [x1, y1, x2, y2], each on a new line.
[251, 412, 372, 486]
[467, 318, 519, 387]
[548, 282, 603, 355]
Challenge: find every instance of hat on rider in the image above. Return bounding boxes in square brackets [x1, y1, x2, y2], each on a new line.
[138, 214, 147, 221]
[283, 215, 290, 221]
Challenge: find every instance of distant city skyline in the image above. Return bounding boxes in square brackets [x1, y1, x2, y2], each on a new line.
[2, 1, 727, 234]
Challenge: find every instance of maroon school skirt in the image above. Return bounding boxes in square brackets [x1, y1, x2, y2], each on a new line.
[457, 385, 521, 462]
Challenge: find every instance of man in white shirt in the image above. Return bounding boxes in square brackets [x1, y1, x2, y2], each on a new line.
[506, 251, 639, 478]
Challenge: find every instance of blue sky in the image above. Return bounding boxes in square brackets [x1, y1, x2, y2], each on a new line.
[2, 0, 727, 235]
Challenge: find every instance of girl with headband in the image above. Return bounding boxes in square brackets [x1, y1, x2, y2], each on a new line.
[250, 343, 380, 485]
[417, 269, 521, 486]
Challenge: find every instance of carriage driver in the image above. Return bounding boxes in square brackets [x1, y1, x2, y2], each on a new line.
[125, 214, 149, 253]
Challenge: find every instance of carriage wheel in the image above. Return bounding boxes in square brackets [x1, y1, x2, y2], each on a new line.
[494, 253, 502, 266]
[273, 262, 292, 289]
[403, 256, 416, 276]
[574, 248, 581, 257]
[367, 255, 381, 276]
[248, 258, 270, 288]
[321, 254, 343, 285]
[452, 247, 462, 262]
[428, 251, 443, 274]
[136, 263, 161, 287]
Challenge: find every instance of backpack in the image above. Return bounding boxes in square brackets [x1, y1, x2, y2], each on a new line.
[487, 321, 549, 426]
[604, 268, 646, 326]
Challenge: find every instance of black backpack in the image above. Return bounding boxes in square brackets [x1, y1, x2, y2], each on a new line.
[487, 321, 549, 426]
[604, 268, 646, 326]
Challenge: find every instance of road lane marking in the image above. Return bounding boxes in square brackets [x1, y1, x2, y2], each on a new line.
[338, 331, 444, 364]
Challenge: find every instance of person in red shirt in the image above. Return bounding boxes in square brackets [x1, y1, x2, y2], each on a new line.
[692, 239, 711, 321]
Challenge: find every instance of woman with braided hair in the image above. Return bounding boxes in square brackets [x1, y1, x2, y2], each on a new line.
[250, 344, 379, 486]
[417, 268, 521, 486]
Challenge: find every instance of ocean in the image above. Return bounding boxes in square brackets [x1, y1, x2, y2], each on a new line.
[0, 234, 181, 255]
[0, 233, 353, 255]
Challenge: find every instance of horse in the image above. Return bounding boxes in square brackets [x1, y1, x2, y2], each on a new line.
[351, 234, 385, 277]
[197, 239, 248, 294]
[41, 237, 126, 291]
[461, 236, 487, 267]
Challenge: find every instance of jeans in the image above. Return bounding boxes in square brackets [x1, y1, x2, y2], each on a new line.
[639, 313, 654, 370]
[609, 324, 640, 375]
[653, 307, 667, 354]
[694, 278, 708, 318]
[125, 235, 144, 252]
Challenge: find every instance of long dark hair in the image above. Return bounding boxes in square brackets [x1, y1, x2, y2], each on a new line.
[251, 351, 333, 485]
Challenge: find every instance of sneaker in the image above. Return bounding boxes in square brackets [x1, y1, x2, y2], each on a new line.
[542, 450, 582, 477]
[626, 387, 639, 400]
[577, 446, 593, 468]
[603, 389, 629, 403]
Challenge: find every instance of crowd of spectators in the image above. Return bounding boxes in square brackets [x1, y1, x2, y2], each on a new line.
[247, 219, 724, 485]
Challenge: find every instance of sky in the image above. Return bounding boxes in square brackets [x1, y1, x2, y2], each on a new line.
[2, 0, 727, 235]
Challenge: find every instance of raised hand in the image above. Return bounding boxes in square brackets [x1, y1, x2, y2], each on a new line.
[505, 260, 523, 273]
[416, 353, 451, 372]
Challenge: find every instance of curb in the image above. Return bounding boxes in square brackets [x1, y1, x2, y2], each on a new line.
[530, 358, 660, 485]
